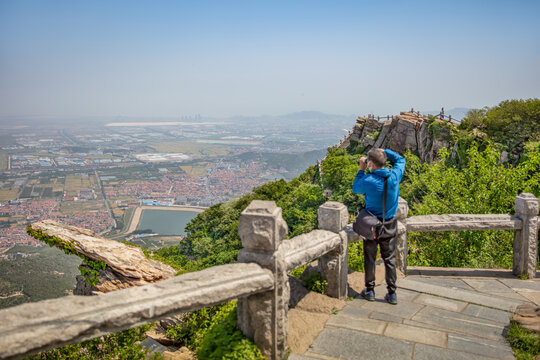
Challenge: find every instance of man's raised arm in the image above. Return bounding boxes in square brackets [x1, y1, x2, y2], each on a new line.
[384, 149, 406, 182]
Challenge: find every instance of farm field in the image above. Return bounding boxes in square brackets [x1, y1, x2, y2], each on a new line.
[59, 200, 105, 214]
[148, 140, 232, 157]
[0, 153, 8, 171]
[180, 162, 210, 177]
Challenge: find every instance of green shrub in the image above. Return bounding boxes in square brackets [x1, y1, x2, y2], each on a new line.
[507, 322, 540, 360]
[402, 145, 540, 268]
[348, 242, 365, 272]
[166, 302, 265, 359]
[197, 303, 266, 359]
[302, 272, 327, 294]
[24, 325, 159, 360]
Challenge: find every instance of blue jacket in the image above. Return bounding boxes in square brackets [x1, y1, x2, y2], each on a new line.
[352, 149, 406, 220]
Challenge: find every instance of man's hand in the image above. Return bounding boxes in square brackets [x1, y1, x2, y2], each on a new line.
[359, 157, 367, 171]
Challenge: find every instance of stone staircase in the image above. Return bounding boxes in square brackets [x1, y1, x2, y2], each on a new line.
[290, 269, 540, 360]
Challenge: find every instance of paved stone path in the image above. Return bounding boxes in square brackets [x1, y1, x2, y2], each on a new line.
[290, 269, 540, 360]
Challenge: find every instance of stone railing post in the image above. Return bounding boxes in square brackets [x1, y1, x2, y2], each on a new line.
[317, 201, 349, 299]
[395, 197, 409, 274]
[237, 200, 289, 360]
[513, 193, 539, 279]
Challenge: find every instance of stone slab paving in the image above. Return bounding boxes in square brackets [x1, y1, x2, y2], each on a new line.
[293, 271, 540, 360]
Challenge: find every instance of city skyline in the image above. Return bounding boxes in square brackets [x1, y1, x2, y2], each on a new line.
[1, 0, 539, 119]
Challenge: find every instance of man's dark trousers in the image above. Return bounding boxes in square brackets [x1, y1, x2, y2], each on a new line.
[363, 227, 397, 294]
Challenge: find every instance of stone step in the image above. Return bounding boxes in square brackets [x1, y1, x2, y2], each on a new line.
[309, 328, 413, 360]
[411, 306, 507, 341]
[398, 278, 525, 311]
[413, 343, 501, 360]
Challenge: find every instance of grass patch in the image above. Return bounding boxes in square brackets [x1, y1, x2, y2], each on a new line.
[507, 322, 540, 359]
[0, 152, 7, 170]
[0, 189, 19, 201]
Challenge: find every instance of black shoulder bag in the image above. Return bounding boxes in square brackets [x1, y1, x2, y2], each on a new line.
[352, 178, 397, 240]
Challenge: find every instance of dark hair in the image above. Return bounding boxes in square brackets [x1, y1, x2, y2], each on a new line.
[367, 148, 386, 168]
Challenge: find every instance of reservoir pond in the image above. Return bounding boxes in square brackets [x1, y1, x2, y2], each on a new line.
[136, 209, 200, 235]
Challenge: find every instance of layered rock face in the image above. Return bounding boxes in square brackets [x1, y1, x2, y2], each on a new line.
[340, 112, 457, 162]
[30, 220, 177, 295]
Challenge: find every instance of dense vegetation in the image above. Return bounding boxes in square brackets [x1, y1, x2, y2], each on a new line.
[0, 246, 80, 309]
[24, 98, 540, 359]
[24, 325, 162, 360]
[459, 98, 540, 157]
[507, 322, 540, 360]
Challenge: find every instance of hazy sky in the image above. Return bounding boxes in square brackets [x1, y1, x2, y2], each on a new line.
[1, 0, 539, 119]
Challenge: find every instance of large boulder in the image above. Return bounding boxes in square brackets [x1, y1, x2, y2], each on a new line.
[340, 111, 457, 162]
[30, 220, 177, 294]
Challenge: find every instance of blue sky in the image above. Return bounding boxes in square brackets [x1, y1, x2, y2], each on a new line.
[1, 0, 539, 118]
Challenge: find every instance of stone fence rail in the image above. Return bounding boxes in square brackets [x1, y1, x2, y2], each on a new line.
[0, 200, 349, 360]
[0, 194, 538, 360]
[0, 263, 274, 360]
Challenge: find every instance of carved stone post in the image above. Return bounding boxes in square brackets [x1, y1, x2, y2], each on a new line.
[513, 193, 539, 279]
[237, 200, 289, 360]
[317, 201, 349, 299]
[395, 197, 409, 274]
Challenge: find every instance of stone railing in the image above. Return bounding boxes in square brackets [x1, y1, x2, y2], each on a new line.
[0, 194, 538, 360]
[0, 200, 349, 360]
[391, 193, 539, 279]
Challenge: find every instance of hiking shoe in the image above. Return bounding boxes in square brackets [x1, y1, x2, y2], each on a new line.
[385, 292, 398, 305]
[360, 288, 375, 301]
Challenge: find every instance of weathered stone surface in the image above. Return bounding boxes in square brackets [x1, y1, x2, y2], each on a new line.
[320, 230, 348, 299]
[413, 343, 495, 360]
[289, 275, 309, 308]
[326, 313, 387, 334]
[238, 200, 288, 252]
[412, 306, 506, 341]
[140, 337, 168, 354]
[339, 111, 459, 164]
[414, 293, 467, 313]
[396, 221, 408, 273]
[515, 193, 540, 216]
[398, 278, 524, 311]
[499, 278, 540, 292]
[310, 328, 413, 360]
[31, 220, 176, 283]
[282, 230, 341, 272]
[408, 277, 474, 291]
[237, 200, 289, 360]
[0, 263, 274, 360]
[373, 119, 393, 149]
[513, 303, 540, 332]
[317, 201, 349, 233]
[145, 328, 179, 346]
[462, 304, 511, 324]
[344, 224, 361, 243]
[447, 334, 515, 360]
[513, 193, 539, 279]
[384, 322, 448, 348]
[406, 214, 522, 232]
[395, 197, 409, 220]
[462, 279, 515, 293]
[356, 299, 424, 319]
[162, 347, 196, 360]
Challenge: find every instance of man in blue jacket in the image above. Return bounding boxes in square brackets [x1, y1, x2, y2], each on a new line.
[352, 148, 405, 304]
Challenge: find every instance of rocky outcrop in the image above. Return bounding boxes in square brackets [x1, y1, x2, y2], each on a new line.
[340, 112, 460, 162]
[513, 303, 540, 332]
[30, 220, 177, 294]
